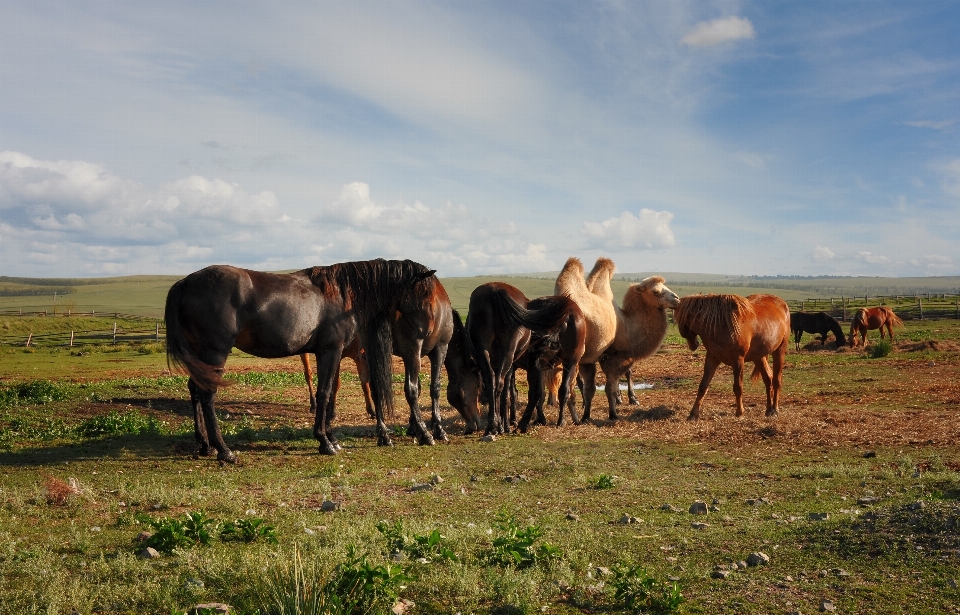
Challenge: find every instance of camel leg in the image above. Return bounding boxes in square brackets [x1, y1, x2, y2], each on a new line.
[188, 378, 210, 457]
[626, 370, 639, 406]
[314, 349, 344, 455]
[579, 363, 598, 423]
[688, 353, 720, 420]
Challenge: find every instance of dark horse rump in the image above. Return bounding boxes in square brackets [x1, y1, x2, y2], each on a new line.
[790, 311, 845, 351]
[165, 259, 436, 461]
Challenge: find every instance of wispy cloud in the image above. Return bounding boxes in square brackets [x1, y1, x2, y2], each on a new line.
[904, 119, 954, 130]
[681, 16, 755, 47]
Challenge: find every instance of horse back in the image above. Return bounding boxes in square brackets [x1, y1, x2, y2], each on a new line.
[744, 294, 790, 358]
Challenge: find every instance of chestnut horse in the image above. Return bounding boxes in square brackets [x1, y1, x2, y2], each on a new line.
[465, 282, 575, 435]
[790, 311, 846, 351]
[165, 259, 437, 460]
[674, 294, 790, 420]
[298, 306, 483, 435]
[848, 307, 903, 348]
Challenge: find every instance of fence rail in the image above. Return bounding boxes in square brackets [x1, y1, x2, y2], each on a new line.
[787, 294, 960, 321]
[0, 323, 165, 348]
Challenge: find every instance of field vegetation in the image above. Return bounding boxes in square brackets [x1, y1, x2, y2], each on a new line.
[1, 277, 959, 613]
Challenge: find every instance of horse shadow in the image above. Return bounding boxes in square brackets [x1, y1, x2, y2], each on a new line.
[623, 404, 679, 423]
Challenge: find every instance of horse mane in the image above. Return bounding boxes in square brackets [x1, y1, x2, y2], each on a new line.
[674, 294, 751, 342]
[554, 257, 585, 295]
[304, 259, 434, 323]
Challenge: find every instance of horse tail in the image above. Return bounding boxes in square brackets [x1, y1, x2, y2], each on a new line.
[491, 291, 572, 334]
[361, 309, 395, 419]
[750, 360, 771, 383]
[164, 278, 229, 391]
[888, 309, 904, 328]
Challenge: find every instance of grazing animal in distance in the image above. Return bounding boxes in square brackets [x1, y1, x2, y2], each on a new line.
[553, 257, 619, 421]
[790, 311, 846, 351]
[466, 282, 575, 436]
[165, 259, 437, 460]
[848, 306, 903, 348]
[444, 309, 483, 434]
[597, 276, 680, 419]
[674, 293, 790, 420]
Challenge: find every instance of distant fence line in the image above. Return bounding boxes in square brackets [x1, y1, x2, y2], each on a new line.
[0, 312, 165, 348]
[786, 294, 960, 321]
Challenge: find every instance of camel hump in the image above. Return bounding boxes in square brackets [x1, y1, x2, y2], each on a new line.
[555, 257, 586, 294]
[586, 257, 616, 300]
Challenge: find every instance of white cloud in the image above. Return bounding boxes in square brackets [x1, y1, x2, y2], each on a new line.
[582, 209, 676, 250]
[910, 254, 954, 274]
[856, 251, 890, 265]
[941, 159, 960, 199]
[681, 17, 755, 47]
[813, 245, 835, 261]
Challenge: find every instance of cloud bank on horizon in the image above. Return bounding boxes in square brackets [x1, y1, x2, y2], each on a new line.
[1, 1, 959, 278]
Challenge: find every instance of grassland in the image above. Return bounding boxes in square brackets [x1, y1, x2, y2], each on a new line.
[1, 312, 958, 614]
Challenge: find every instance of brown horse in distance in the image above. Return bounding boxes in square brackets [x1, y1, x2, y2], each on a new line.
[674, 294, 790, 420]
[848, 306, 903, 348]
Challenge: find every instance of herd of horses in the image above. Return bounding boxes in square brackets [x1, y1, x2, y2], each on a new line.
[164, 258, 903, 460]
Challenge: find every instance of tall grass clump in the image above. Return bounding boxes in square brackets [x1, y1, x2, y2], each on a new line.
[867, 338, 893, 359]
[0, 380, 72, 408]
[74, 410, 165, 438]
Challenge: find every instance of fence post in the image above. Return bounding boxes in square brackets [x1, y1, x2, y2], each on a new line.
[70, 331, 74, 347]
[842, 297, 847, 321]
[156, 322, 160, 341]
[25, 333, 32, 347]
[918, 297, 923, 321]
[113, 322, 117, 345]
[956, 298, 959, 320]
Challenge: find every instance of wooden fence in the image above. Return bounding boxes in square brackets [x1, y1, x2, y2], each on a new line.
[0, 312, 166, 348]
[787, 294, 960, 321]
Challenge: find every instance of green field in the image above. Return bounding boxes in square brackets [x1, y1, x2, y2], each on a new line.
[1, 271, 959, 613]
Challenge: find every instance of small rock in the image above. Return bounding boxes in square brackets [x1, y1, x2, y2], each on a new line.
[410, 483, 434, 492]
[691, 522, 709, 530]
[863, 451, 877, 458]
[391, 598, 415, 614]
[947, 578, 958, 589]
[808, 512, 830, 521]
[320, 499, 341, 511]
[831, 568, 850, 577]
[786, 611, 802, 615]
[617, 514, 642, 524]
[857, 496, 879, 506]
[566, 511, 580, 521]
[481, 434, 497, 442]
[138, 547, 161, 559]
[184, 576, 205, 589]
[303, 528, 316, 536]
[689, 500, 709, 515]
[712, 497, 722, 505]
[747, 552, 770, 566]
[660, 503, 681, 513]
[430, 474, 444, 485]
[820, 599, 836, 612]
[907, 501, 925, 511]
[189, 604, 230, 615]
[595, 566, 612, 577]
[667, 575, 680, 582]
[135, 530, 153, 542]
[711, 570, 730, 580]
[470, 475, 480, 482]
[151, 503, 163, 511]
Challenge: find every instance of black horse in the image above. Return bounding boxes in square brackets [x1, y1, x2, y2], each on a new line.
[790, 311, 846, 351]
[165, 259, 437, 460]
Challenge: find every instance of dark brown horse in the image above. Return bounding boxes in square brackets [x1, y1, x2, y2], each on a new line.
[674, 294, 790, 420]
[299, 306, 482, 435]
[165, 259, 437, 460]
[849, 306, 903, 348]
[790, 311, 846, 351]
[465, 282, 575, 435]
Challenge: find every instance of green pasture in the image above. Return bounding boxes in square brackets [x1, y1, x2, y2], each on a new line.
[1, 317, 959, 613]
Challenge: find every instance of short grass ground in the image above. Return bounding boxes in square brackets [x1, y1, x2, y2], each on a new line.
[1, 319, 959, 614]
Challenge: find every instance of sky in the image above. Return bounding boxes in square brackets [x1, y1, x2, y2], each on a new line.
[1, 1, 959, 279]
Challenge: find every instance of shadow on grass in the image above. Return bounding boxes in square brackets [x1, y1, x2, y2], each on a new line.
[625, 404, 679, 423]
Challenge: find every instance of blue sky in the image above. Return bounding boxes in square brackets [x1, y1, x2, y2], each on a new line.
[1, 1, 959, 278]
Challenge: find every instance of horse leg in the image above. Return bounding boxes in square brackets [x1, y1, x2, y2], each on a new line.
[427, 345, 449, 443]
[300, 353, 316, 413]
[794, 330, 801, 352]
[401, 348, 435, 447]
[325, 371, 342, 450]
[756, 357, 773, 415]
[354, 352, 376, 419]
[313, 349, 343, 455]
[479, 350, 500, 436]
[188, 378, 210, 457]
[509, 369, 520, 430]
[688, 353, 720, 420]
[195, 379, 235, 463]
[769, 343, 786, 417]
[732, 357, 745, 417]
[518, 357, 543, 433]
[579, 363, 598, 423]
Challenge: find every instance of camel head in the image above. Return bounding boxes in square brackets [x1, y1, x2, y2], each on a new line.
[623, 276, 681, 312]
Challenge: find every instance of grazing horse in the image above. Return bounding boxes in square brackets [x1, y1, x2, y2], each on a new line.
[790, 311, 846, 351]
[849, 307, 903, 348]
[165, 259, 437, 460]
[466, 282, 575, 435]
[297, 274, 458, 443]
[674, 294, 790, 420]
[300, 306, 482, 436]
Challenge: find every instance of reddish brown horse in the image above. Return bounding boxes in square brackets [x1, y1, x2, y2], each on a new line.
[465, 282, 575, 435]
[848, 306, 903, 348]
[674, 294, 790, 420]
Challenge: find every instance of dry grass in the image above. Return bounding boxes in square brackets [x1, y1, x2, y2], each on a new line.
[41, 474, 81, 505]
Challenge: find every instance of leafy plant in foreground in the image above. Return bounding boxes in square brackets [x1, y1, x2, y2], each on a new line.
[488, 512, 563, 569]
[867, 338, 893, 358]
[609, 563, 684, 614]
[376, 520, 458, 562]
[592, 474, 616, 489]
[136, 513, 192, 554]
[221, 517, 279, 544]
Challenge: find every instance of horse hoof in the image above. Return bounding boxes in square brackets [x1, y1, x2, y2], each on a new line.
[418, 434, 435, 446]
[318, 444, 338, 456]
[608, 412, 620, 421]
[686, 413, 700, 421]
[434, 431, 449, 443]
[378, 437, 394, 447]
[218, 450, 237, 464]
[198, 445, 211, 457]
[766, 409, 779, 418]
